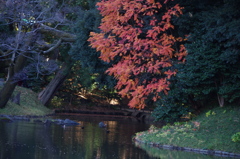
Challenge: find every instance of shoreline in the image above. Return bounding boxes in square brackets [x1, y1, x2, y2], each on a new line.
[133, 138, 240, 158]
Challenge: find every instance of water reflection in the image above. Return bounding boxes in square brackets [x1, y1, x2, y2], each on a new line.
[0, 115, 151, 159]
[0, 115, 229, 159]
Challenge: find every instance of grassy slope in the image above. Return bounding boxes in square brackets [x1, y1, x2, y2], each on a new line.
[135, 106, 240, 153]
[0, 86, 53, 116]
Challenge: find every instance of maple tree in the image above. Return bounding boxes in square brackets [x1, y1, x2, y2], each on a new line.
[88, 0, 187, 109]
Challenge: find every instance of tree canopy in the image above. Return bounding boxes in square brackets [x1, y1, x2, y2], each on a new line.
[152, 0, 240, 121]
[0, 0, 239, 122]
[88, 0, 187, 109]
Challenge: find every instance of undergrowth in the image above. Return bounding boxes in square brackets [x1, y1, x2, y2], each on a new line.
[135, 106, 240, 153]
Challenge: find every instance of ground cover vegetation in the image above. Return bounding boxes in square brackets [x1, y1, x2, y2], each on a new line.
[0, 85, 52, 116]
[135, 106, 240, 153]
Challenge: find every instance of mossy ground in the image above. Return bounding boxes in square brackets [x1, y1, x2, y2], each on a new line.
[0, 86, 53, 116]
[135, 106, 240, 153]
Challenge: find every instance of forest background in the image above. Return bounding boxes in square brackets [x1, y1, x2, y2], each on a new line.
[0, 0, 240, 122]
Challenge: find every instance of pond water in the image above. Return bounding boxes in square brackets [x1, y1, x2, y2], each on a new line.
[0, 114, 232, 159]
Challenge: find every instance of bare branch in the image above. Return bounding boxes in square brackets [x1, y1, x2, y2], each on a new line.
[43, 39, 62, 54]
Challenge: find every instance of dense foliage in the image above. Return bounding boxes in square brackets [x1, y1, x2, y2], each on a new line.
[64, 0, 117, 103]
[152, 0, 240, 121]
[180, 0, 240, 107]
[0, 0, 239, 122]
[89, 0, 187, 109]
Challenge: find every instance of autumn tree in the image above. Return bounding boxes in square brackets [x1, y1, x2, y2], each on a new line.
[88, 0, 186, 109]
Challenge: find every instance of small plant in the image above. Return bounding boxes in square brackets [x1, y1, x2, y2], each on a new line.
[50, 96, 63, 108]
[206, 110, 216, 117]
[185, 112, 196, 119]
[174, 122, 183, 126]
[162, 124, 171, 130]
[184, 123, 192, 129]
[148, 125, 158, 133]
[149, 125, 158, 130]
[231, 132, 240, 142]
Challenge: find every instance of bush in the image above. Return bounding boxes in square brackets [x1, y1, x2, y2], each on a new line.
[231, 132, 240, 142]
[50, 96, 64, 108]
[152, 87, 192, 122]
[152, 102, 190, 122]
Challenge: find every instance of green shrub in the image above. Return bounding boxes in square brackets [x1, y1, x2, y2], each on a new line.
[152, 98, 191, 122]
[231, 132, 240, 142]
[151, 79, 192, 122]
[50, 96, 63, 108]
[205, 110, 216, 117]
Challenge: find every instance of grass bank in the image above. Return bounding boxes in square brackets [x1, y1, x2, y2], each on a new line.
[0, 86, 53, 116]
[134, 106, 240, 154]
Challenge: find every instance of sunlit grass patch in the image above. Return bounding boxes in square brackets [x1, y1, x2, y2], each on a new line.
[135, 106, 240, 153]
[0, 86, 53, 116]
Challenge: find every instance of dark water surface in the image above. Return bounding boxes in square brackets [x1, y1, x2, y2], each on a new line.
[0, 114, 232, 159]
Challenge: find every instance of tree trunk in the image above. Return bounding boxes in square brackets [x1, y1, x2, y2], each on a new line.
[0, 32, 34, 108]
[217, 94, 224, 107]
[38, 62, 73, 106]
[0, 54, 29, 108]
[215, 78, 224, 107]
[0, 80, 18, 108]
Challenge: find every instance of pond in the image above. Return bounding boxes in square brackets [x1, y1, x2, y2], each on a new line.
[0, 114, 232, 159]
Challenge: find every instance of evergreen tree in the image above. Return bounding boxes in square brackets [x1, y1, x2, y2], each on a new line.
[179, 0, 240, 107]
[153, 0, 240, 121]
[69, 0, 116, 92]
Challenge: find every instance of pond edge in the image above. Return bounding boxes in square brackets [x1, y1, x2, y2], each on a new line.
[133, 138, 240, 158]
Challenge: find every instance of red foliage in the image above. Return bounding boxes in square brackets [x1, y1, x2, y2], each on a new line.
[88, 0, 187, 109]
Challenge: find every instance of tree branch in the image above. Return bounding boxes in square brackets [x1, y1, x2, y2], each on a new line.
[43, 39, 62, 54]
[38, 24, 77, 42]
